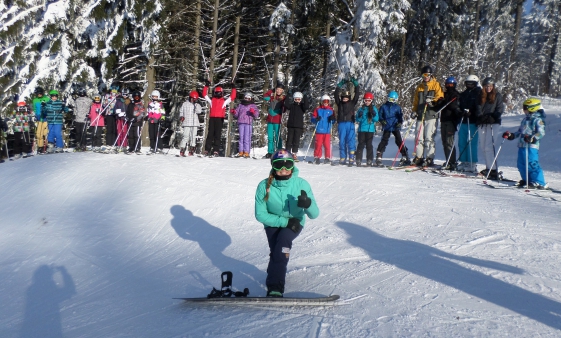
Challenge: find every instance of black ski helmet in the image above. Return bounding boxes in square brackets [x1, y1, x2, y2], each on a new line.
[482, 77, 495, 86]
[132, 91, 142, 102]
[35, 87, 45, 95]
[78, 88, 86, 97]
[341, 91, 351, 99]
[421, 65, 433, 74]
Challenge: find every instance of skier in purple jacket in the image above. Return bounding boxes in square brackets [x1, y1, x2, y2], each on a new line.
[232, 92, 259, 158]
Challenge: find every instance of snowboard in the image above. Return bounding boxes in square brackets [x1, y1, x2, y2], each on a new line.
[174, 294, 340, 306]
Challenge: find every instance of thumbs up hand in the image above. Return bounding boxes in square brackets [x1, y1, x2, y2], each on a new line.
[297, 190, 312, 209]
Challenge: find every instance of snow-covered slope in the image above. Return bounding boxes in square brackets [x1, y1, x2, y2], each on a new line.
[1, 112, 560, 337]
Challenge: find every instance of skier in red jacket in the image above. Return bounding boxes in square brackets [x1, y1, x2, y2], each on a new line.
[202, 81, 237, 156]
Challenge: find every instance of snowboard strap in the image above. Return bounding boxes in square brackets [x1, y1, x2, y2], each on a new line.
[206, 271, 249, 298]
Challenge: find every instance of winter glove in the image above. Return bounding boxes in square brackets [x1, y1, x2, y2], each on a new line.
[380, 120, 387, 126]
[287, 218, 302, 234]
[180, 117, 185, 122]
[160, 115, 166, 121]
[249, 108, 256, 114]
[396, 123, 402, 129]
[411, 112, 417, 119]
[524, 135, 536, 144]
[41, 101, 46, 107]
[463, 109, 471, 117]
[337, 79, 347, 88]
[316, 116, 322, 122]
[230, 108, 236, 114]
[143, 116, 149, 121]
[426, 97, 434, 107]
[205, 79, 211, 87]
[329, 115, 336, 122]
[350, 77, 359, 87]
[503, 131, 515, 140]
[297, 190, 312, 209]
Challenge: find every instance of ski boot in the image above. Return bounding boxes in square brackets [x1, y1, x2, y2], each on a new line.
[412, 156, 424, 167]
[425, 158, 434, 167]
[314, 157, 321, 165]
[339, 158, 347, 166]
[323, 158, 330, 165]
[375, 152, 383, 166]
[265, 153, 272, 159]
[188, 147, 195, 156]
[179, 148, 186, 157]
[367, 160, 373, 167]
[399, 156, 411, 166]
[267, 290, 283, 298]
[234, 151, 243, 158]
[356, 159, 362, 167]
[348, 155, 355, 167]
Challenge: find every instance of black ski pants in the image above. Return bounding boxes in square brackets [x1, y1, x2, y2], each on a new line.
[148, 122, 163, 150]
[13, 132, 32, 155]
[264, 227, 300, 294]
[377, 130, 407, 156]
[128, 124, 142, 152]
[90, 126, 103, 147]
[105, 115, 117, 147]
[286, 127, 303, 154]
[75, 122, 87, 148]
[356, 131, 374, 162]
[205, 117, 224, 153]
[441, 121, 457, 165]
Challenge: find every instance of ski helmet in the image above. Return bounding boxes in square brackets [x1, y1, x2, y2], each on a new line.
[78, 88, 87, 97]
[35, 87, 45, 95]
[151, 90, 160, 100]
[132, 91, 141, 102]
[465, 75, 479, 83]
[321, 94, 331, 102]
[213, 87, 223, 98]
[421, 65, 433, 75]
[189, 91, 200, 100]
[363, 92, 374, 100]
[388, 91, 399, 102]
[270, 149, 294, 165]
[243, 92, 253, 100]
[522, 98, 541, 113]
[94, 94, 101, 102]
[121, 88, 130, 97]
[17, 101, 26, 107]
[482, 77, 495, 86]
[293, 92, 303, 100]
[49, 90, 59, 96]
[276, 83, 285, 90]
[445, 77, 457, 86]
[341, 91, 351, 99]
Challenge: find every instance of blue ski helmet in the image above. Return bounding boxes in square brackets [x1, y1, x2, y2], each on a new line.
[388, 91, 398, 102]
[445, 76, 457, 86]
[270, 149, 294, 165]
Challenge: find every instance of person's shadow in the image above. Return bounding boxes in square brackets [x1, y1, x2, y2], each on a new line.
[170, 205, 265, 294]
[336, 221, 561, 330]
[19, 265, 76, 338]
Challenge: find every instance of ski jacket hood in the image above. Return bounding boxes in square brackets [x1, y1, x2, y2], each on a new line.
[254, 166, 320, 228]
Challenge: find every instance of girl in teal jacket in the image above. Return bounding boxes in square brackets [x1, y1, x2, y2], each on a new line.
[254, 149, 319, 297]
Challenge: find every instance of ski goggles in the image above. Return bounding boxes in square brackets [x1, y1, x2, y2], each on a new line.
[422, 73, 431, 78]
[272, 159, 294, 171]
[388, 97, 397, 103]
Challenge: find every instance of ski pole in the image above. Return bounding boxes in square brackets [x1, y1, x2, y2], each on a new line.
[303, 122, 318, 163]
[443, 115, 464, 170]
[483, 138, 505, 184]
[413, 103, 428, 156]
[467, 116, 473, 166]
[232, 48, 245, 82]
[490, 124, 498, 170]
[525, 142, 529, 192]
[391, 118, 416, 168]
[112, 119, 126, 149]
[119, 119, 132, 150]
[456, 127, 479, 166]
[154, 120, 161, 152]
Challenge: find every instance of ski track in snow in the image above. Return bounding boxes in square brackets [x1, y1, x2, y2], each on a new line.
[0, 114, 561, 337]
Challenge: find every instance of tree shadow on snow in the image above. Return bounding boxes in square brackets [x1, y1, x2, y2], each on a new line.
[336, 221, 561, 330]
[170, 205, 265, 294]
[19, 265, 76, 338]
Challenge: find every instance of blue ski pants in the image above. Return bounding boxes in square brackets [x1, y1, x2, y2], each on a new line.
[47, 124, 64, 148]
[517, 147, 546, 186]
[458, 123, 478, 163]
[338, 122, 356, 159]
[265, 226, 300, 293]
[267, 123, 282, 154]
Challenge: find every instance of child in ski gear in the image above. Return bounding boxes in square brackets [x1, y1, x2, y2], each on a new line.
[147, 90, 166, 153]
[477, 77, 504, 179]
[114, 89, 129, 150]
[355, 92, 379, 166]
[42, 90, 69, 153]
[232, 92, 259, 158]
[503, 98, 547, 189]
[283, 92, 309, 159]
[74, 88, 92, 151]
[263, 83, 286, 158]
[376, 91, 410, 166]
[458, 75, 481, 172]
[311, 95, 335, 164]
[334, 78, 360, 165]
[126, 91, 146, 153]
[10, 102, 34, 159]
[103, 86, 119, 148]
[179, 91, 203, 156]
[32, 87, 50, 153]
[203, 81, 237, 156]
[88, 95, 105, 150]
[254, 149, 319, 297]
[411, 66, 444, 167]
[438, 77, 462, 170]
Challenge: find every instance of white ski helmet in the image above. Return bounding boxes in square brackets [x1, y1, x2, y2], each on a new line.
[293, 92, 303, 99]
[465, 75, 479, 83]
[243, 92, 253, 100]
[321, 94, 331, 102]
[151, 90, 161, 100]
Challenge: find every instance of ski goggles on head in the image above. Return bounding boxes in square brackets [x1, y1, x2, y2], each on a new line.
[272, 159, 294, 171]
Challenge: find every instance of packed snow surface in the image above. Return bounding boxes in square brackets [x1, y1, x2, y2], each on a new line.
[1, 111, 561, 337]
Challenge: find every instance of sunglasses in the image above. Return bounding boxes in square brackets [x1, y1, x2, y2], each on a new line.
[422, 73, 431, 77]
[272, 159, 294, 171]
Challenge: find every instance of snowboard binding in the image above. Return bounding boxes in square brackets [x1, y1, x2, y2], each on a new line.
[207, 271, 250, 299]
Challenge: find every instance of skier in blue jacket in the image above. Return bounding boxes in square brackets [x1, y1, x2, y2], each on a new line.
[376, 91, 410, 166]
[355, 92, 379, 166]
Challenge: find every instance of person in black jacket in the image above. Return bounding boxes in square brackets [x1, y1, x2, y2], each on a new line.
[477, 77, 505, 179]
[125, 91, 146, 153]
[334, 78, 360, 165]
[458, 75, 482, 172]
[438, 77, 462, 170]
[283, 92, 309, 160]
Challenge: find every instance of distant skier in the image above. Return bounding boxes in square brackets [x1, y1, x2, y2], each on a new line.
[502, 98, 548, 189]
[114, 88, 130, 150]
[147, 90, 166, 153]
[88, 94, 105, 151]
[477, 77, 504, 179]
[42, 90, 69, 153]
[203, 81, 237, 156]
[263, 83, 286, 158]
[232, 92, 259, 158]
[458, 75, 481, 172]
[437, 77, 462, 170]
[375, 91, 410, 167]
[411, 66, 444, 167]
[126, 90, 146, 154]
[32, 87, 50, 154]
[73, 88, 92, 151]
[178, 91, 203, 157]
[334, 77, 360, 165]
[283, 92, 309, 160]
[103, 86, 119, 148]
[254, 149, 319, 297]
[10, 102, 34, 159]
[355, 92, 379, 167]
[311, 95, 335, 164]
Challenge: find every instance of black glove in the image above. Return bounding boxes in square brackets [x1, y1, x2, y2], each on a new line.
[329, 115, 336, 122]
[297, 190, 312, 209]
[380, 120, 387, 126]
[396, 123, 402, 129]
[316, 115, 322, 122]
[41, 102, 47, 107]
[367, 111, 374, 120]
[143, 116, 149, 121]
[205, 79, 211, 87]
[411, 112, 417, 119]
[503, 131, 515, 140]
[287, 218, 302, 234]
[524, 135, 536, 144]
[463, 109, 471, 117]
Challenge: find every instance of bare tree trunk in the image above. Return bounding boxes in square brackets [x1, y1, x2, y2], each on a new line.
[469, 0, 481, 75]
[398, 11, 409, 80]
[273, 32, 280, 86]
[142, 56, 156, 147]
[322, 12, 331, 81]
[203, 0, 220, 153]
[192, 0, 202, 87]
[508, 0, 524, 83]
[545, 2, 561, 95]
[285, 0, 296, 88]
[226, 15, 240, 157]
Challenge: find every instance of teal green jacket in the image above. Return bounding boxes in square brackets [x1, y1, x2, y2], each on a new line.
[255, 167, 319, 228]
